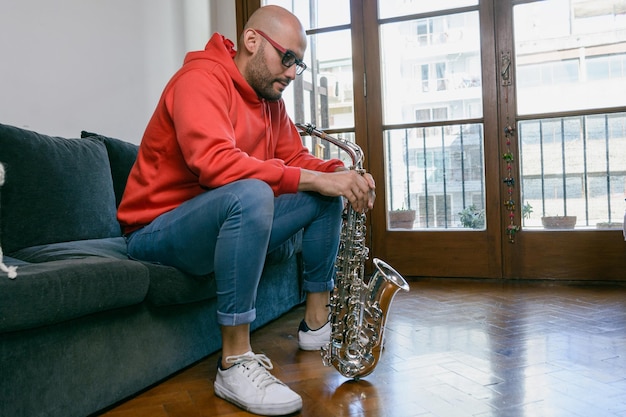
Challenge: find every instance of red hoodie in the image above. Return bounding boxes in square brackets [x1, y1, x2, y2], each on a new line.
[118, 33, 344, 233]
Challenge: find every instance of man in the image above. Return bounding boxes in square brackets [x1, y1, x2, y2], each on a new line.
[117, 5, 375, 416]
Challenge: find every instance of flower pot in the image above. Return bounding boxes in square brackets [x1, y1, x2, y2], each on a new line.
[389, 210, 416, 229]
[595, 222, 623, 230]
[541, 216, 577, 229]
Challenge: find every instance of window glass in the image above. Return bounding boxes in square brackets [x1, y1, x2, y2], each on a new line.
[264, 0, 350, 30]
[515, 1, 626, 230]
[514, 0, 626, 114]
[385, 124, 486, 230]
[378, 0, 478, 19]
[379, 5, 485, 230]
[519, 113, 626, 229]
[380, 11, 483, 124]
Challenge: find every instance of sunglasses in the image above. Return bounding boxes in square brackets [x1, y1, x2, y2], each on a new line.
[254, 29, 307, 75]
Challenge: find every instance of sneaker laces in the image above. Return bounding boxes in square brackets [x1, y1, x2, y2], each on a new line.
[224, 353, 284, 389]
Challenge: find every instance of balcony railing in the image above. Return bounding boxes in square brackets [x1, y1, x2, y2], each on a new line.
[382, 112, 625, 230]
[384, 123, 485, 229]
[520, 112, 626, 229]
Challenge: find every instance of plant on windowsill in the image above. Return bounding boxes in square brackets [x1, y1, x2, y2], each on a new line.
[595, 222, 623, 230]
[522, 201, 533, 220]
[388, 206, 416, 229]
[541, 214, 577, 229]
[458, 204, 485, 229]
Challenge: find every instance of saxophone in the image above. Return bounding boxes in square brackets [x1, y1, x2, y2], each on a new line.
[296, 123, 410, 379]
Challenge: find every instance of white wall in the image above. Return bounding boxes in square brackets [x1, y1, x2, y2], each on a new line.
[0, 0, 236, 143]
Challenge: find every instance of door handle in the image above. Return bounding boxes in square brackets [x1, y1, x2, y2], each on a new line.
[501, 51, 512, 86]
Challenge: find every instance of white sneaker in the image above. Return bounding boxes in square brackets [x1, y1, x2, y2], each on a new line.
[298, 320, 331, 351]
[214, 352, 302, 416]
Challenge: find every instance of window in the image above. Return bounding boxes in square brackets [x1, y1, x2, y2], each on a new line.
[380, 3, 485, 230]
[515, 0, 626, 228]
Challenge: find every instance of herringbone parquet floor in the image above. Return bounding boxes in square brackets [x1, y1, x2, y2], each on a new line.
[98, 278, 626, 417]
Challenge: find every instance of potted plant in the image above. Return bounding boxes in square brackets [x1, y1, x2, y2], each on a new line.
[458, 204, 485, 229]
[388, 206, 416, 229]
[541, 215, 577, 229]
[522, 201, 533, 220]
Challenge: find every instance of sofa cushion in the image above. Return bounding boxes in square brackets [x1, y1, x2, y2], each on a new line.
[0, 256, 29, 267]
[81, 131, 138, 207]
[0, 257, 150, 333]
[10, 237, 128, 262]
[143, 263, 217, 306]
[0, 124, 120, 253]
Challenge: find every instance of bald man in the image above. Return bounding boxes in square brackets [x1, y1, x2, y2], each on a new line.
[118, 5, 375, 415]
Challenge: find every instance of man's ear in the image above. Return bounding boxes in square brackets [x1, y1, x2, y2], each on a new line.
[242, 28, 261, 54]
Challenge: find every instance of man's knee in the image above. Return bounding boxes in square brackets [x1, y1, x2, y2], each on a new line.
[225, 180, 274, 231]
[233, 179, 274, 211]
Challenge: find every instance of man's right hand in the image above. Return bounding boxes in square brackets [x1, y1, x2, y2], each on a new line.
[299, 168, 375, 212]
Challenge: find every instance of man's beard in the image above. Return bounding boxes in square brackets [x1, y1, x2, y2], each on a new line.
[246, 51, 288, 101]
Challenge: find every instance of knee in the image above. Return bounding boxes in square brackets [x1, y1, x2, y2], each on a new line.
[235, 179, 273, 209]
[228, 179, 274, 225]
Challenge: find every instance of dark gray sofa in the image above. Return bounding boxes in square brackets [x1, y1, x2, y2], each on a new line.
[0, 123, 304, 417]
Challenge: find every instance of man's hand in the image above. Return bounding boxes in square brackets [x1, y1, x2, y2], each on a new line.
[299, 168, 376, 212]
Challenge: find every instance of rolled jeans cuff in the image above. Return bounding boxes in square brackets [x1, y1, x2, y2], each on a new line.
[217, 309, 256, 327]
[303, 278, 334, 293]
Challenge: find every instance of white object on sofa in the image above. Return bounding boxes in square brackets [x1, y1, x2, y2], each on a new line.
[0, 163, 18, 279]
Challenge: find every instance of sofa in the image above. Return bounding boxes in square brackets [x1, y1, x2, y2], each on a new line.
[0, 123, 305, 417]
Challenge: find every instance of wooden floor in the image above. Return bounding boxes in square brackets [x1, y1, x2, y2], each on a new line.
[98, 278, 626, 417]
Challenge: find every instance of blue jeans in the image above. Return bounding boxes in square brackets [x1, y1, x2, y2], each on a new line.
[126, 179, 342, 326]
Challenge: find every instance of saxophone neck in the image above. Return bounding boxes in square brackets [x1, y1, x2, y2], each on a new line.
[296, 123, 364, 170]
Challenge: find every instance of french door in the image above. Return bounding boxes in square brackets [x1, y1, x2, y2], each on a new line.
[495, 0, 626, 280]
[242, 0, 626, 280]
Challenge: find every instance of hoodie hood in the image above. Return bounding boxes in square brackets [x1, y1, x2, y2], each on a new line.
[182, 33, 260, 104]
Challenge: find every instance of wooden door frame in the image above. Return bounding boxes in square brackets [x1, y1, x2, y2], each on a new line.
[236, 0, 260, 38]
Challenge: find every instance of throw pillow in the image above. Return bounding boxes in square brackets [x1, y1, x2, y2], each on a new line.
[81, 131, 138, 207]
[0, 123, 120, 253]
